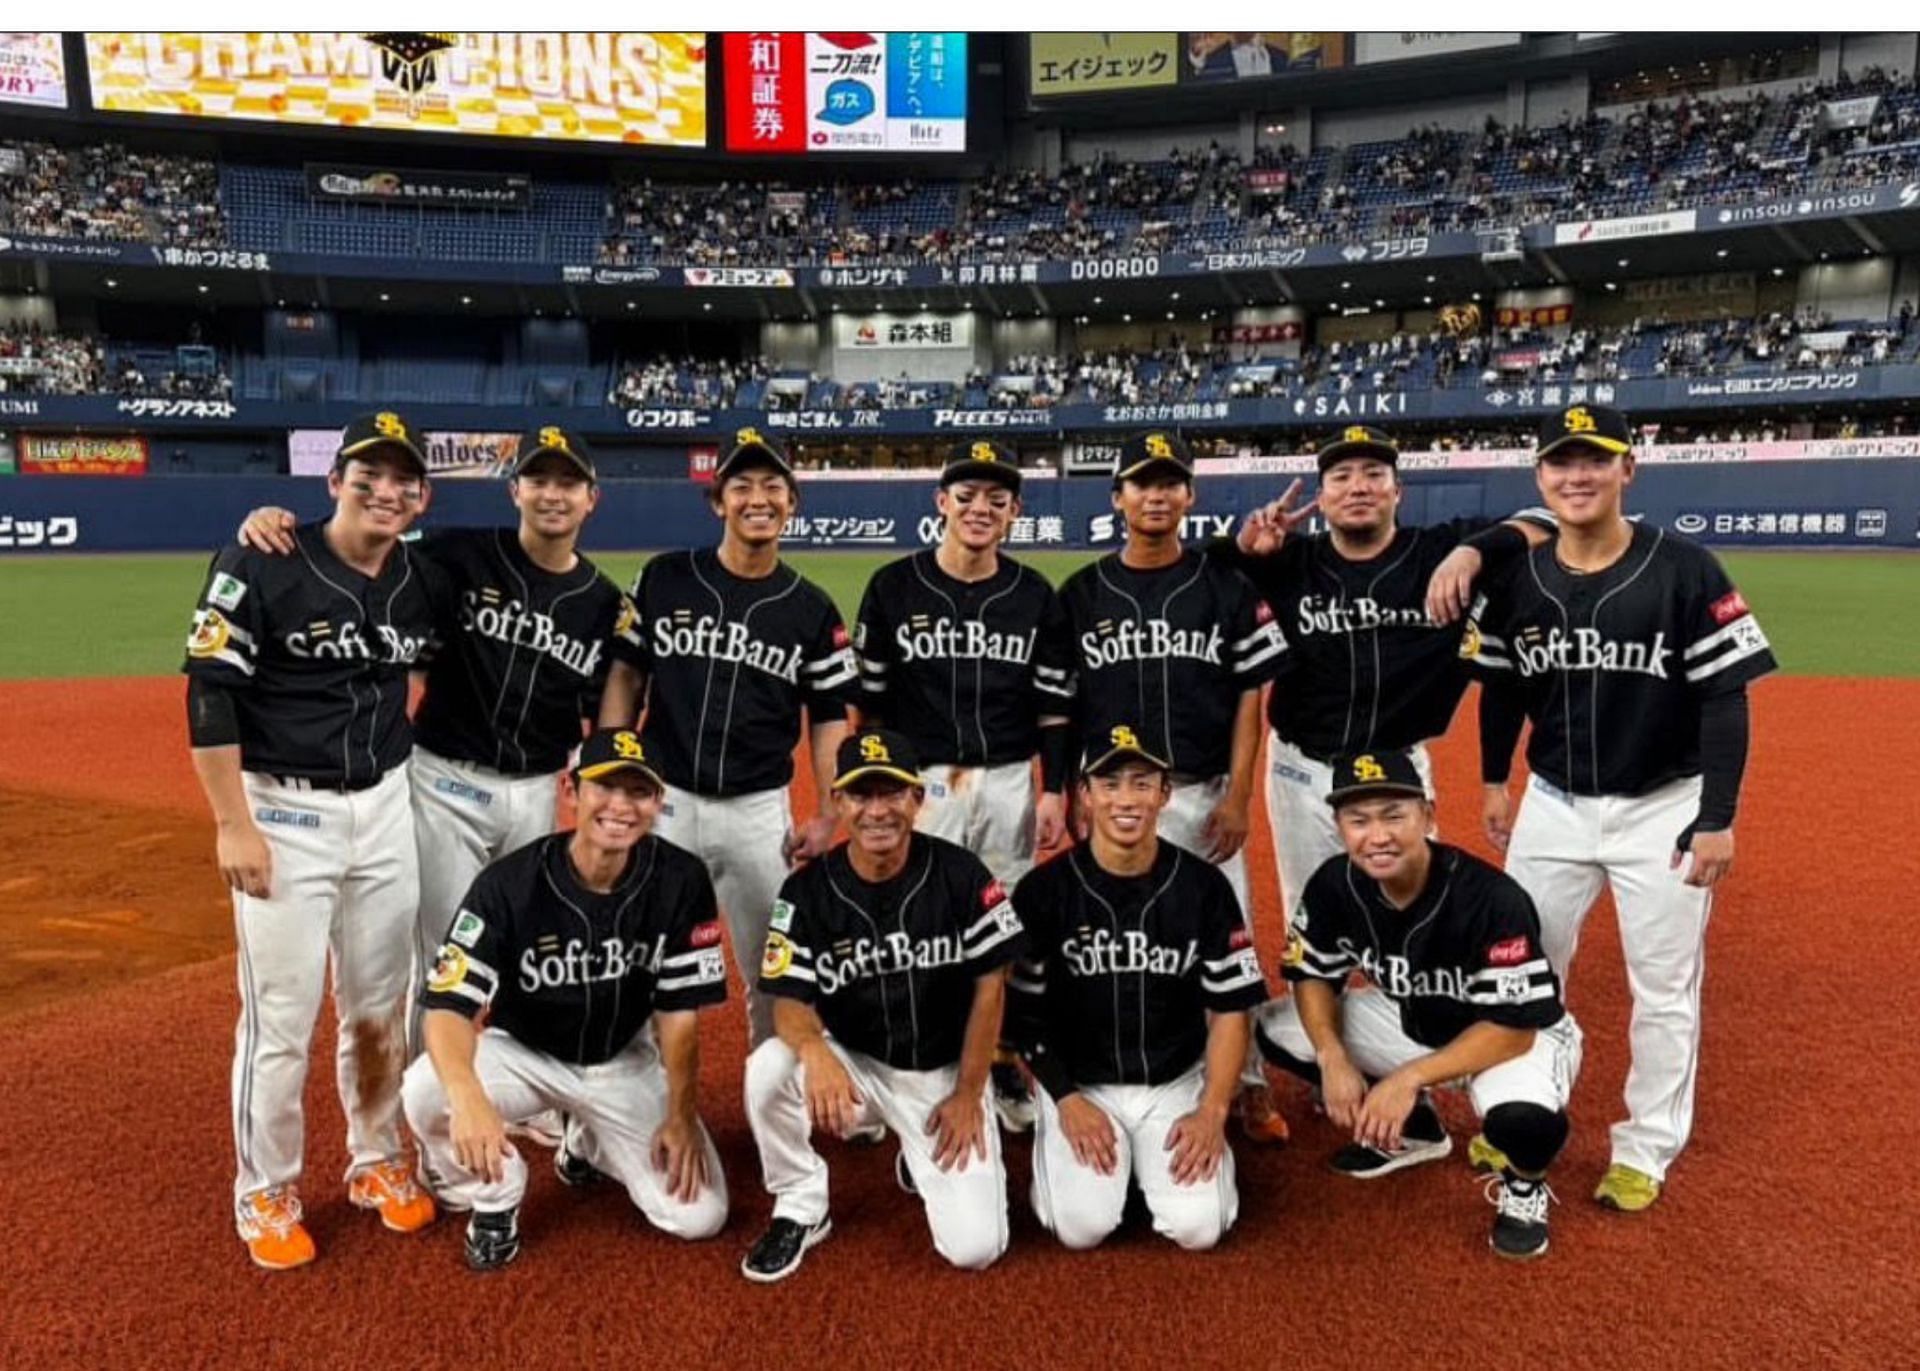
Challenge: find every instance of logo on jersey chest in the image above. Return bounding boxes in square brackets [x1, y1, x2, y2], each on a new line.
[653, 612, 803, 683]
[1350, 944, 1468, 1001]
[1511, 626, 1670, 679]
[1061, 927, 1199, 978]
[460, 588, 605, 678]
[1079, 618, 1222, 668]
[284, 618, 430, 663]
[896, 616, 1035, 666]
[519, 934, 662, 991]
[816, 930, 963, 995]
[1296, 595, 1437, 637]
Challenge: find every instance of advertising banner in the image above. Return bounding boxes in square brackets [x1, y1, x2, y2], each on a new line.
[723, 32, 966, 154]
[1029, 33, 1179, 98]
[307, 163, 531, 209]
[1353, 33, 1522, 65]
[1182, 33, 1346, 81]
[20, 434, 148, 476]
[832, 311, 975, 350]
[289, 427, 518, 477]
[0, 32, 69, 109]
[84, 32, 708, 146]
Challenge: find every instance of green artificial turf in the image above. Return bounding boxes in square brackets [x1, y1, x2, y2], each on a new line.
[0, 548, 1910, 682]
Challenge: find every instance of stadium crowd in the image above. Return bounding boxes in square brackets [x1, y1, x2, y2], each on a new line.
[0, 324, 103, 395]
[0, 141, 224, 246]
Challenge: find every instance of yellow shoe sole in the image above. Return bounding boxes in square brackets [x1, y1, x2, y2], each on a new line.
[1467, 1133, 1511, 1174]
[1593, 1166, 1662, 1212]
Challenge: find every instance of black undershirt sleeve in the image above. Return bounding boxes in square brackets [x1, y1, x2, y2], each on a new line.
[186, 676, 241, 748]
[1680, 688, 1750, 845]
[1021, 1039, 1079, 1102]
[1461, 521, 1529, 563]
[1038, 722, 1072, 794]
[1478, 678, 1527, 785]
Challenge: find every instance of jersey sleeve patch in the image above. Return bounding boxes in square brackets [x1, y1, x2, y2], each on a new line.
[1709, 590, 1750, 625]
[186, 607, 257, 676]
[1485, 934, 1531, 967]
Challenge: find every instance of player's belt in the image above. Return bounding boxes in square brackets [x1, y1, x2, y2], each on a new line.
[258, 771, 388, 794]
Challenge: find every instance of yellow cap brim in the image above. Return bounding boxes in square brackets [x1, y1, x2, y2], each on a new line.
[1114, 456, 1192, 483]
[832, 764, 925, 790]
[1083, 744, 1172, 776]
[337, 435, 429, 473]
[577, 760, 664, 789]
[1536, 434, 1629, 459]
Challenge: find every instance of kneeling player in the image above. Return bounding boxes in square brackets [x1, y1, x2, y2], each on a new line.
[403, 729, 730, 1270]
[1010, 727, 1267, 1251]
[1254, 751, 1583, 1260]
[741, 729, 1023, 1282]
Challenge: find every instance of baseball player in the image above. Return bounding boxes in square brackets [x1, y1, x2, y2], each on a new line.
[184, 410, 447, 1269]
[1212, 425, 1551, 918]
[403, 729, 730, 1270]
[236, 427, 643, 1070]
[600, 429, 855, 1046]
[852, 438, 1075, 1131]
[1008, 726, 1266, 1251]
[740, 729, 1024, 1282]
[1058, 429, 1288, 1141]
[1460, 404, 1776, 1212]
[1254, 750, 1583, 1260]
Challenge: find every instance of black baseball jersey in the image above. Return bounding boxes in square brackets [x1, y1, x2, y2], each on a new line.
[182, 523, 448, 784]
[1058, 550, 1285, 776]
[1284, 842, 1565, 1049]
[1007, 842, 1266, 1089]
[419, 832, 727, 1066]
[629, 549, 856, 797]
[1212, 516, 1536, 758]
[1462, 523, 1777, 796]
[854, 550, 1075, 767]
[758, 833, 1024, 1071]
[411, 528, 643, 776]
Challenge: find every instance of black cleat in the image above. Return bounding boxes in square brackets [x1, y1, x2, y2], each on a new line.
[1329, 1099, 1451, 1179]
[464, 1207, 521, 1272]
[1487, 1173, 1555, 1261]
[991, 1061, 1036, 1133]
[741, 1216, 832, 1283]
[553, 1118, 609, 1188]
[895, 1150, 918, 1196]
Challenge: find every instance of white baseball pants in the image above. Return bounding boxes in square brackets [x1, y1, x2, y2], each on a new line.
[1504, 773, 1710, 1181]
[407, 748, 559, 1059]
[1255, 988, 1583, 1116]
[402, 1024, 727, 1236]
[230, 765, 417, 1210]
[744, 1037, 1009, 1271]
[1158, 774, 1264, 1084]
[1030, 1065, 1240, 1251]
[1266, 735, 1435, 917]
[916, 760, 1038, 885]
[651, 784, 793, 1046]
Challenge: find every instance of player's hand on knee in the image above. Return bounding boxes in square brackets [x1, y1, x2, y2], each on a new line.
[801, 1046, 863, 1138]
[1203, 796, 1250, 862]
[1482, 784, 1514, 854]
[1034, 791, 1067, 852]
[237, 506, 298, 555]
[1320, 1056, 1367, 1132]
[1164, 1104, 1228, 1185]
[926, 1090, 988, 1172]
[216, 819, 274, 899]
[1674, 827, 1734, 888]
[1057, 1093, 1118, 1175]
[1425, 545, 1484, 625]
[652, 1114, 709, 1203]
[450, 1089, 510, 1182]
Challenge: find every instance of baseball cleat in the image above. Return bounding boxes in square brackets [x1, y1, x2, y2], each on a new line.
[1486, 1172, 1555, 1260]
[508, 1108, 565, 1150]
[1237, 1082, 1291, 1145]
[553, 1115, 609, 1188]
[1594, 1163, 1662, 1212]
[464, 1207, 521, 1272]
[991, 1061, 1036, 1133]
[236, 1186, 316, 1271]
[1467, 1132, 1512, 1175]
[348, 1158, 436, 1233]
[1330, 1101, 1451, 1178]
[845, 1121, 888, 1146]
[741, 1216, 832, 1284]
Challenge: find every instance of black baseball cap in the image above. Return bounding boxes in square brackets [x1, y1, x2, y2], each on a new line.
[713, 426, 796, 484]
[1536, 404, 1633, 460]
[1113, 430, 1194, 487]
[940, 439, 1022, 494]
[336, 410, 428, 476]
[1325, 750, 1427, 808]
[1316, 425, 1400, 473]
[1082, 724, 1171, 777]
[513, 425, 596, 481]
[573, 728, 665, 792]
[833, 728, 925, 790]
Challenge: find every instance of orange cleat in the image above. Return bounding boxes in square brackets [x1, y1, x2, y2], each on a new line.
[348, 1158, 437, 1234]
[1238, 1082, 1291, 1145]
[237, 1187, 316, 1270]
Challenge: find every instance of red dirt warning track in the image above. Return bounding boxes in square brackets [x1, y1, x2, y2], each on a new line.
[0, 675, 1915, 1369]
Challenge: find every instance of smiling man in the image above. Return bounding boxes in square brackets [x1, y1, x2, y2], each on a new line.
[185, 409, 449, 1268]
[1254, 750, 1582, 1260]
[600, 429, 856, 1047]
[403, 728, 730, 1271]
[852, 439, 1075, 1132]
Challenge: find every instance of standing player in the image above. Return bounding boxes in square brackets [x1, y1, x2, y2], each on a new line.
[1254, 751, 1583, 1260]
[403, 729, 730, 1270]
[1461, 404, 1775, 1212]
[1212, 425, 1550, 916]
[852, 438, 1075, 1130]
[237, 426, 642, 1063]
[1058, 429, 1288, 1139]
[600, 429, 855, 1046]
[1009, 726, 1266, 1251]
[184, 410, 445, 1269]
[740, 729, 1022, 1282]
